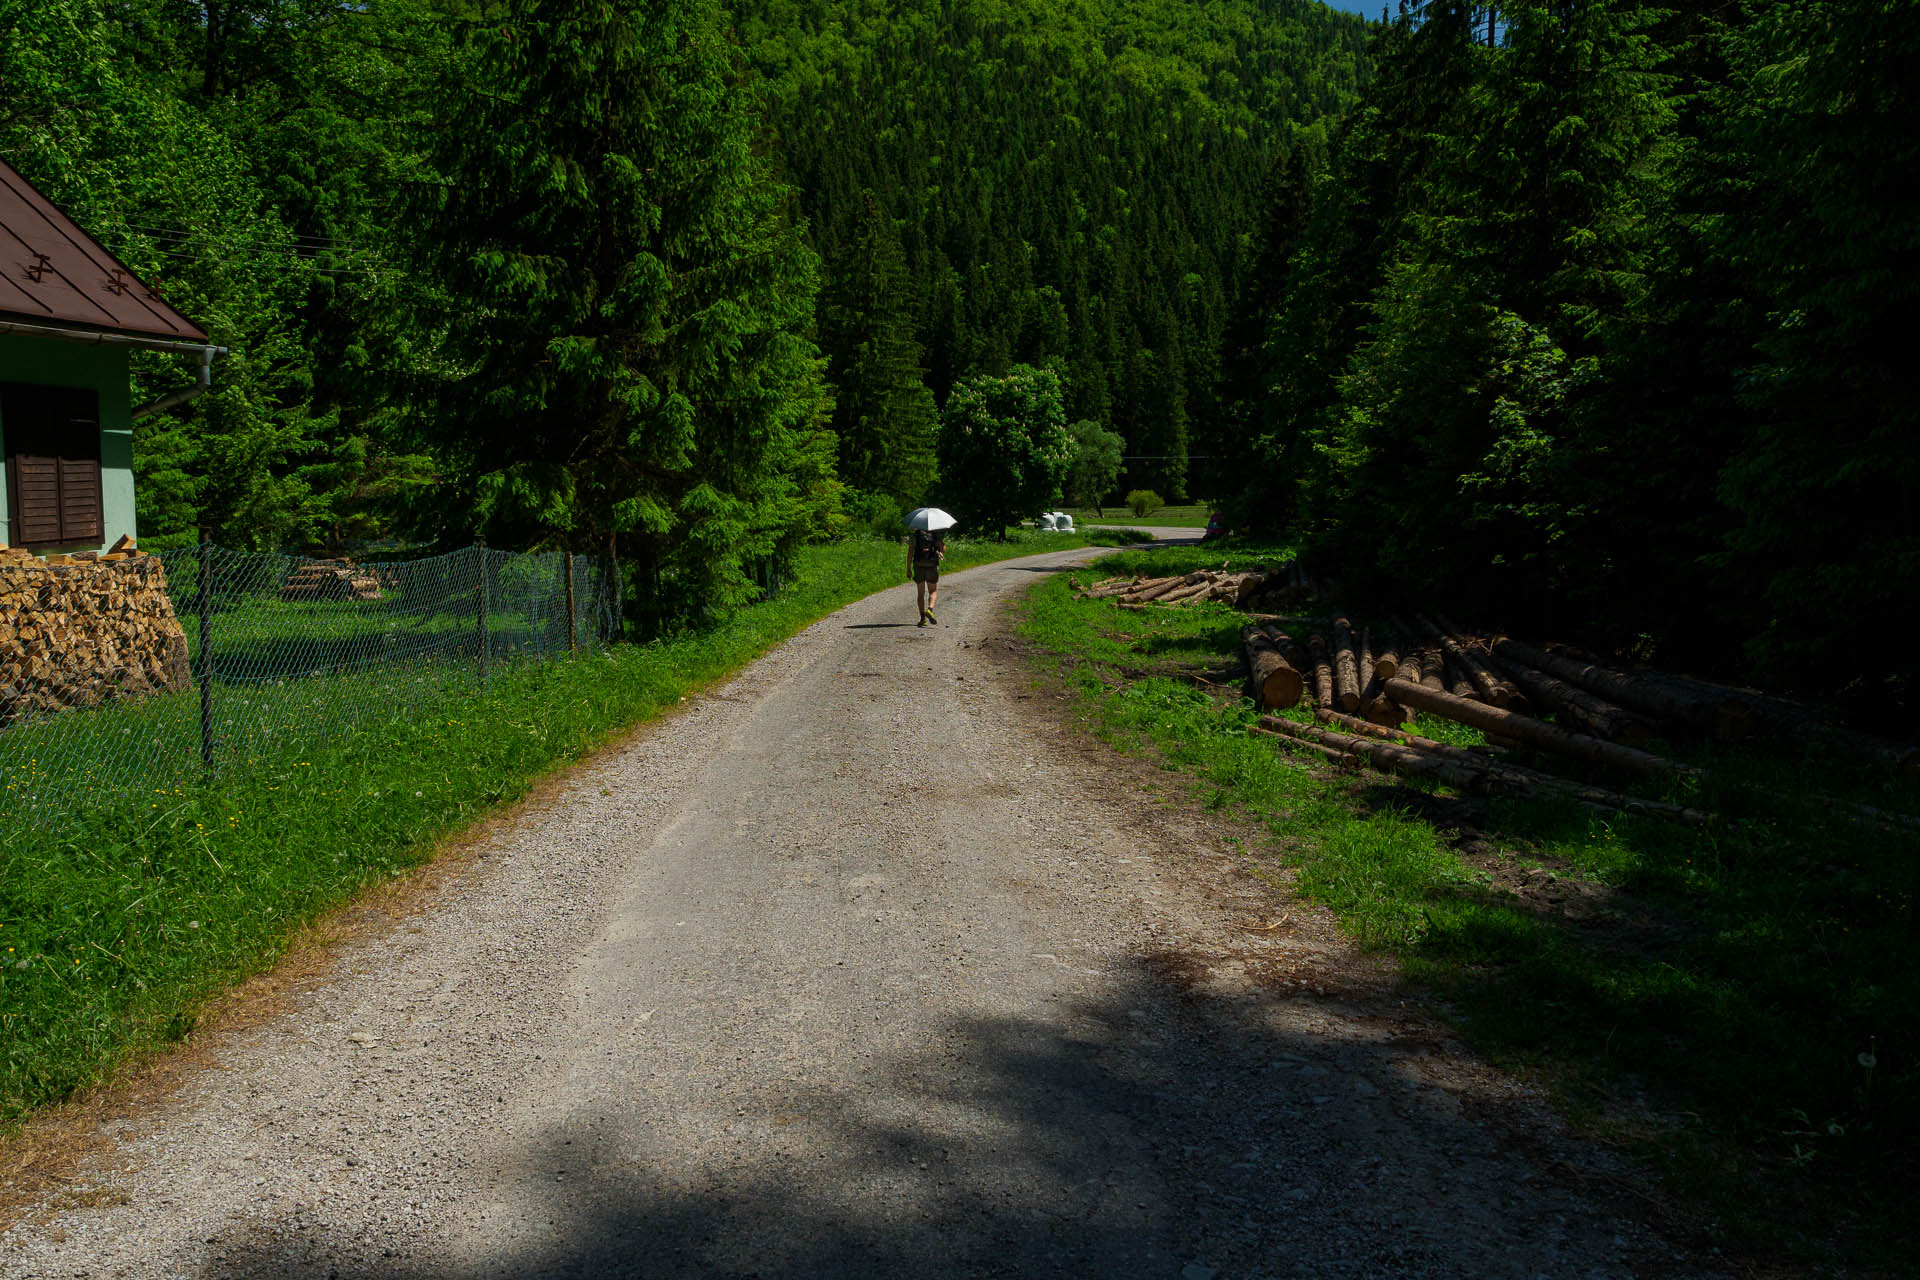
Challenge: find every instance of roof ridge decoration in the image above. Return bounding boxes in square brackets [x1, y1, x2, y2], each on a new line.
[0, 154, 209, 343]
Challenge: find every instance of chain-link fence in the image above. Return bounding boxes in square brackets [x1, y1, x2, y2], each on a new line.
[1, 542, 617, 823]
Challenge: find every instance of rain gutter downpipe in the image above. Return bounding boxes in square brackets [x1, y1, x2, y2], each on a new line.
[0, 319, 226, 420]
[131, 343, 220, 421]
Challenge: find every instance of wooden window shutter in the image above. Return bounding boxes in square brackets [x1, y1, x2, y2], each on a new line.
[11, 456, 62, 544]
[4, 382, 104, 548]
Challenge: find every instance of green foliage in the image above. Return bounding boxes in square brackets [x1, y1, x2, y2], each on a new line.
[936, 364, 1072, 538]
[744, 0, 1370, 504]
[840, 489, 905, 540]
[1223, 0, 1916, 702]
[819, 193, 938, 508]
[418, 0, 835, 628]
[1063, 419, 1124, 510]
[1126, 489, 1165, 518]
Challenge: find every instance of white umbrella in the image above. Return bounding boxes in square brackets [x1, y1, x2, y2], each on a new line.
[904, 507, 957, 532]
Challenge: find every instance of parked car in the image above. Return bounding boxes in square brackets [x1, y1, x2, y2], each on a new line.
[1202, 510, 1229, 541]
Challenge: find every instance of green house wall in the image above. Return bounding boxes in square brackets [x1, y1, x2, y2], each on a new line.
[0, 334, 137, 552]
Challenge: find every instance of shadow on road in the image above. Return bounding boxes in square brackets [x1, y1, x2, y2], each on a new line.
[203, 955, 1661, 1279]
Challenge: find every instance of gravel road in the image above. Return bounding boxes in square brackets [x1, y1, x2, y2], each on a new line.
[2, 542, 1697, 1279]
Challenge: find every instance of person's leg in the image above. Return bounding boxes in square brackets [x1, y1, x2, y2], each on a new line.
[916, 578, 929, 622]
[926, 578, 938, 622]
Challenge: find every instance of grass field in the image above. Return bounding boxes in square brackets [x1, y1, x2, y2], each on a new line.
[0, 528, 1143, 1127]
[1020, 540, 1918, 1268]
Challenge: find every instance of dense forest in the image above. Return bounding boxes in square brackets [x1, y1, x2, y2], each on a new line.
[0, 0, 1367, 619]
[1222, 0, 1917, 704]
[2, 0, 1911, 698]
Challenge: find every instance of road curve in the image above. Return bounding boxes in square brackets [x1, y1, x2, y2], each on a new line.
[2, 542, 1686, 1279]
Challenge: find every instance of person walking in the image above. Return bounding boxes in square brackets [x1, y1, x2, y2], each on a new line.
[909, 527, 945, 625]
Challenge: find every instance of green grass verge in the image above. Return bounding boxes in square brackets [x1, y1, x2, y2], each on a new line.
[1020, 540, 1918, 1266]
[0, 529, 1141, 1126]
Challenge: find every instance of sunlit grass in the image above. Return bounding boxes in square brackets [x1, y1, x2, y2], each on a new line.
[0, 532, 1139, 1127]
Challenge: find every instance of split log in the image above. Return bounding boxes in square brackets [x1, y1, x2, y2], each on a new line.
[1307, 632, 1336, 709]
[1383, 678, 1690, 779]
[1259, 716, 1493, 792]
[1422, 612, 1527, 712]
[1242, 625, 1305, 710]
[1485, 646, 1656, 747]
[1332, 617, 1362, 712]
[1490, 638, 1726, 735]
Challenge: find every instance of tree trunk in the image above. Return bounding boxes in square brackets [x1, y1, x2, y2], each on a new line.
[1422, 612, 1526, 712]
[1365, 648, 1418, 726]
[1332, 617, 1362, 712]
[1382, 678, 1690, 779]
[1313, 709, 1716, 826]
[1372, 630, 1402, 681]
[1491, 638, 1727, 736]
[1243, 625, 1306, 709]
[1307, 631, 1336, 709]
[1486, 647, 1655, 746]
[1258, 716, 1494, 791]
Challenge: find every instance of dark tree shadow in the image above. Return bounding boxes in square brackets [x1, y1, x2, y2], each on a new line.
[201, 958, 1669, 1279]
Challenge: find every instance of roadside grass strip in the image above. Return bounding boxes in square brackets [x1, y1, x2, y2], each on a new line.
[0, 529, 1140, 1126]
[1019, 543, 1918, 1264]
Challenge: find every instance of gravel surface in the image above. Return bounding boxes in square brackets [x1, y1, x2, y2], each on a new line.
[2, 543, 1705, 1279]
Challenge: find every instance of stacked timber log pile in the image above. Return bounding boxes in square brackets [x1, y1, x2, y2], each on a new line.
[281, 559, 383, 601]
[1240, 606, 1918, 825]
[1077, 568, 1268, 607]
[0, 539, 193, 727]
[1076, 560, 1332, 612]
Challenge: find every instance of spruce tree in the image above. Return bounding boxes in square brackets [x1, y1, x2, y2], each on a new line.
[819, 193, 939, 507]
[420, 0, 831, 623]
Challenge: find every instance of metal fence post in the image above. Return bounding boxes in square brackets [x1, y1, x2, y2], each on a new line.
[605, 531, 621, 643]
[564, 551, 577, 652]
[197, 531, 213, 773]
[476, 536, 489, 683]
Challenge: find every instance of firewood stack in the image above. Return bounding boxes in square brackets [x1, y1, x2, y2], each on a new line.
[0, 541, 193, 727]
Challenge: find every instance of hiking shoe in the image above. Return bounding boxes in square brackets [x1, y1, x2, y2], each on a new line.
[918, 613, 928, 627]
[926, 609, 938, 624]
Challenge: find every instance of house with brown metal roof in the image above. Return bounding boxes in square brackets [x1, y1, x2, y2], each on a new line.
[0, 154, 222, 554]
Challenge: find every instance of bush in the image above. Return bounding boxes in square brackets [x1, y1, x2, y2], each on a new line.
[841, 490, 905, 540]
[1125, 489, 1164, 518]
